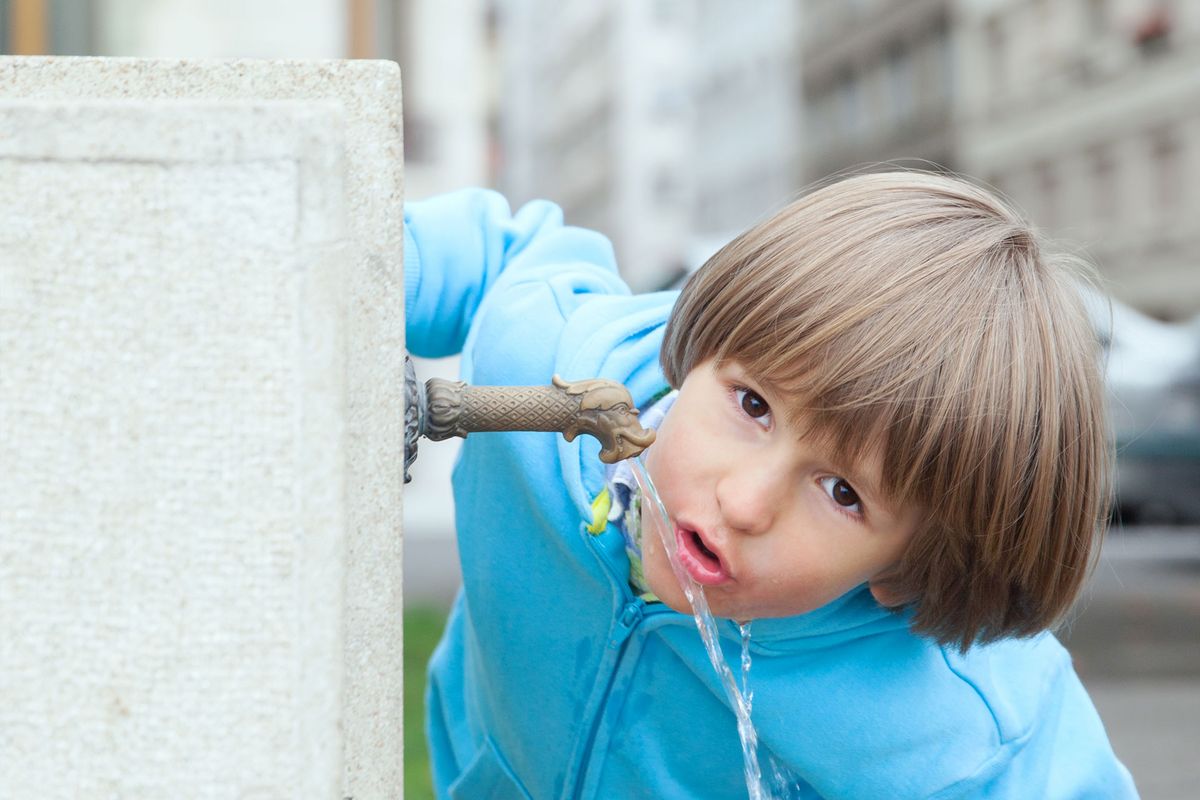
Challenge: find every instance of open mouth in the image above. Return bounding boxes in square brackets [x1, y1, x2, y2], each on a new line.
[675, 525, 732, 585]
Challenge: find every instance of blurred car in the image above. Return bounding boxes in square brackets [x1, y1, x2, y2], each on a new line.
[1089, 293, 1200, 525]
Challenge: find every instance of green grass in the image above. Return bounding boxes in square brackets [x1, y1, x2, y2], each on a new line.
[404, 604, 451, 800]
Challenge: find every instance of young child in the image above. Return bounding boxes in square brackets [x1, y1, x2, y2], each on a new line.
[404, 172, 1138, 798]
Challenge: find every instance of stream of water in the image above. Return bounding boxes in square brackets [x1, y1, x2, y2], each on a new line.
[629, 456, 802, 800]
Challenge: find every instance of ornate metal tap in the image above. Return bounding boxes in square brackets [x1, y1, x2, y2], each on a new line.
[404, 355, 656, 482]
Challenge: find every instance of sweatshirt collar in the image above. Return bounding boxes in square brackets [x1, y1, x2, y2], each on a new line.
[727, 584, 913, 652]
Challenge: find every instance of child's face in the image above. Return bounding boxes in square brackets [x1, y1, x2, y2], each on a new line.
[641, 359, 922, 621]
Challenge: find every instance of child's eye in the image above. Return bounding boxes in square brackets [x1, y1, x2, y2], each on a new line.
[820, 476, 863, 514]
[734, 387, 771, 427]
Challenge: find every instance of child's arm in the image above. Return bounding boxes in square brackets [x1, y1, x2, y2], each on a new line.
[404, 189, 621, 358]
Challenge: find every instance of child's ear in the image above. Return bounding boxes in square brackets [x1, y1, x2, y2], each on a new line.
[868, 580, 904, 608]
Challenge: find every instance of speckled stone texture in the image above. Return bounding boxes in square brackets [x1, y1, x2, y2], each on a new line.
[0, 57, 404, 799]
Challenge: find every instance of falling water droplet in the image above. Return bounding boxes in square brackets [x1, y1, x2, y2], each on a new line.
[740, 620, 754, 711]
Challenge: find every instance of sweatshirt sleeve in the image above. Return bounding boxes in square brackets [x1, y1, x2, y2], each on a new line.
[403, 188, 619, 357]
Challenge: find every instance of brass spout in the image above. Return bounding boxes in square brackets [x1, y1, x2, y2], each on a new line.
[404, 355, 656, 482]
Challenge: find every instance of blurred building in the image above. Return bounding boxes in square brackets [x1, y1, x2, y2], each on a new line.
[100, 0, 345, 59]
[801, 0, 959, 182]
[373, 0, 492, 199]
[958, 0, 1200, 320]
[690, 0, 803, 258]
[496, 0, 693, 291]
[1, 0, 97, 54]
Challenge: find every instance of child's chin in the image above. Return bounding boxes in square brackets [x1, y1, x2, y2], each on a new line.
[650, 577, 739, 619]
[657, 591, 694, 616]
[643, 567, 692, 615]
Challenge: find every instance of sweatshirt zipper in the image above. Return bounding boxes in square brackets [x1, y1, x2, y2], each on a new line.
[569, 597, 643, 800]
[568, 598, 678, 800]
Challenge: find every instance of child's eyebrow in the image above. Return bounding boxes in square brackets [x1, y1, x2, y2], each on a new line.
[837, 463, 888, 511]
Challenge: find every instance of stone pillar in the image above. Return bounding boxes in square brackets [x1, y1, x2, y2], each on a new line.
[0, 58, 404, 798]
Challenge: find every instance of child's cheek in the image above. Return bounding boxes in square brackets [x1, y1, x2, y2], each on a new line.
[642, 535, 687, 614]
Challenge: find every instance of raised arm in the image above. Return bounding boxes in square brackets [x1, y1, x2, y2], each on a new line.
[403, 188, 619, 357]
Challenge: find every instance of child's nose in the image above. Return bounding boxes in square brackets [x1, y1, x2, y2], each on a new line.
[715, 461, 787, 536]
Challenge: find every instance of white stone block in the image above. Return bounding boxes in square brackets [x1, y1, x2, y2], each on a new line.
[1, 56, 404, 799]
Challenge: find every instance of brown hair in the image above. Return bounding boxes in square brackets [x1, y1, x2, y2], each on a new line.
[661, 171, 1111, 651]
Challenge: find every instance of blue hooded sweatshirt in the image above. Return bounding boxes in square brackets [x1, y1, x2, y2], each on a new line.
[405, 189, 1139, 799]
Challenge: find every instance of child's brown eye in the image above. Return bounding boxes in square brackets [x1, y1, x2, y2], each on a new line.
[830, 480, 860, 507]
[820, 476, 863, 513]
[737, 388, 770, 419]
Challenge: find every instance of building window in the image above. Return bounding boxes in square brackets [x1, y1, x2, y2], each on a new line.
[1089, 144, 1116, 224]
[652, 86, 687, 119]
[1086, 0, 1110, 37]
[1035, 160, 1058, 229]
[1150, 127, 1181, 211]
[807, 92, 834, 152]
[1030, 0, 1051, 68]
[48, 0, 95, 54]
[836, 69, 861, 138]
[654, 169, 681, 204]
[375, 0, 434, 163]
[654, 0, 680, 25]
[886, 43, 914, 125]
[937, 25, 954, 103]
[985, 16, 1006, 101]
[1134, 5, 1171, 56]
[3, 0, 44, 54]
[2, 0, 96, 55]
[404, 113, 436, 165]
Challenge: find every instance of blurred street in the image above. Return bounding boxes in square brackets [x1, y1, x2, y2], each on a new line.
[405, 526, 1200, 799]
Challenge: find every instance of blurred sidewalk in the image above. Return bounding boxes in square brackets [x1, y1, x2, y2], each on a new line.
[1060, 528, 1200, 800]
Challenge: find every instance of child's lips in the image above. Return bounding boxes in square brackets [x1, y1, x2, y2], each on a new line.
[674, 524, 733, 586]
